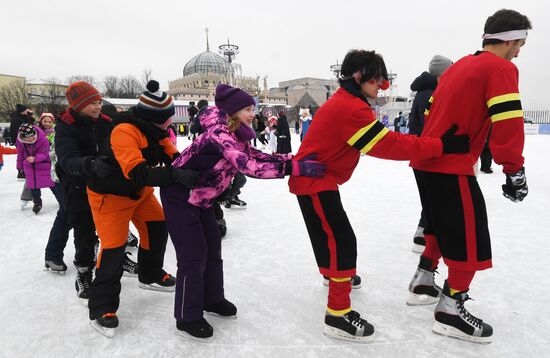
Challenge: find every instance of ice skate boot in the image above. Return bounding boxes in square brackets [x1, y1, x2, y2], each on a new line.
[432, 281, 493, 344]
[176, 318, 213, 342]
[407, 256, 441, 306]
[44, 259, 67, 274]
[122, 252, 138, 277]
[205, 298, 237, 319]
[126, 231, 139, 247]
[20, 200, 31, 210]
[139, 272, 176, 292]
[224, 196, 247, 209]
[323, 275, 362, 289]
[324, 310, 374, 342]
[32, 199, 42, 214]
[90, 313, 119, 338]
[412, 226, 426, 253]
[75, 265, 93, 301]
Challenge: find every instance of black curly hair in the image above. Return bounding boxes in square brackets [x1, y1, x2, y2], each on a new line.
[482, 9, 532, 46]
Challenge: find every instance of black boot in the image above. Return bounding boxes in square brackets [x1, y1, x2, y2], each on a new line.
[176, 318, 214, 341]
[32, 199, 42, 214]
[205, 298, 237, 318]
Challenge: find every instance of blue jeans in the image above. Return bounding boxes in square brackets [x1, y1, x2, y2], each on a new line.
[45, 183, 72, 262]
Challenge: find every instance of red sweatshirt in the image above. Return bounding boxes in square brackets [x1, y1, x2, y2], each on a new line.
[289, 88, 443, 195]
[0, 144, 17, 165]
[411, 51, 525, 175]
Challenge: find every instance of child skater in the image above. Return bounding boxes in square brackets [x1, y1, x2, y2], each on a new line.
[160, 84, 326, 341]
[16, 123, 54, 214]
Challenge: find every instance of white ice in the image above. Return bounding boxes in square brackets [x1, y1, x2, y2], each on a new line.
[0, 134, 548, 358]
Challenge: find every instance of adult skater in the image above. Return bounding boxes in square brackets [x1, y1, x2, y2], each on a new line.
[406, 9, 531, 344]
[288, 49, 470, 342]
[161, 84, 325, 341]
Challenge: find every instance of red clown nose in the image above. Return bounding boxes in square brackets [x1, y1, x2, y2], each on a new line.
[379, 80, 390, 90]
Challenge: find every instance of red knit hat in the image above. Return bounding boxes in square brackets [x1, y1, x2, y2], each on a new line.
[65, 81, 102, 112]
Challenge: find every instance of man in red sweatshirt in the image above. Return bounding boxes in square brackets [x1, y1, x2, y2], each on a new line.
[406, 9, 531, 344]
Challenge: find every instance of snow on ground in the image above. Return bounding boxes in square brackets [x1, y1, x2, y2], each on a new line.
[0, 134, 548, 358]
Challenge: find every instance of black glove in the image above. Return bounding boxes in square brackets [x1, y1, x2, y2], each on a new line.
[502, 167, 528, 202]
[17, 169, 26, 179]
[171, 168, 201, 187]
[91, 155, 117, 178]
[440, 125, 470, 154]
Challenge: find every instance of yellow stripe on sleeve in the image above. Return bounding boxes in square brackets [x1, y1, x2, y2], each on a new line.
[359, 127, 389, 153]
[487, 93, 521, 108]
[491, 110, 524, 123]
[347, 121, 378, 146]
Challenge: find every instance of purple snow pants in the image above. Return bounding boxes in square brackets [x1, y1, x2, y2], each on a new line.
[160, 185, 224, 323]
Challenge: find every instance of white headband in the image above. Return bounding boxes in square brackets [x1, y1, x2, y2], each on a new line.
[482, 29, 528, 41]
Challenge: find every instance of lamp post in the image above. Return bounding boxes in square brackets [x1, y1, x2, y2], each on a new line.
[218, 39, 239, 85]
[330, 60, 341, 78]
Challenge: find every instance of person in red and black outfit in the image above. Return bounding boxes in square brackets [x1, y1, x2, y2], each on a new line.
[406, 9, 531, 344]
[289, 49, 470, 342]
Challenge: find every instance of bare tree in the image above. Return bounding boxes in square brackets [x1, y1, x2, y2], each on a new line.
[142, 68, 153, 86]
[0, 80, 28, 121]
[31, 78, 67, 115]
[118, 75, 144, 98]
[66, 75, 98, 88]
[102, 76, 120, 98]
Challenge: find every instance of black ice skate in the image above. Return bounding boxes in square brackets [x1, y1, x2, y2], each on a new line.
[432, 281, 493, 344]
[407, 256, 441, 306]
[324, 310, 374, 342]
[90, 313, 119, 338]
[32, 199, 42, 214]
[205, 298, 237, 319]
[224, 196, 247, 209]
[122, 252, 138, 277]
[44, 259, 67, 274]
[139, 272, 176, 292]
[126, 231, 139, 247]
[75, 265, 93, 301]
[176, 318, 213, 342]
[323, 275, 362, 289]
[412, 226, 426, 253]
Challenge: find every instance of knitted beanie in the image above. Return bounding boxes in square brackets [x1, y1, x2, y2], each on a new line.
[428, 55, 453, 77]
[18, 123, 37, 144]
[134, 80, 175, 124]
[215, 84, 255, 116]
[16, 103, 30, 114]
[66, 81, 102, 112]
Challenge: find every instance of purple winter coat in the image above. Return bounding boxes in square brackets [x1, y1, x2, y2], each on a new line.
[172, 106, 293, 208]
[16, 126, 55, 189]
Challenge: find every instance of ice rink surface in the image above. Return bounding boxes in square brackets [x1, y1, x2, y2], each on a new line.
[0, 134, 548, 358]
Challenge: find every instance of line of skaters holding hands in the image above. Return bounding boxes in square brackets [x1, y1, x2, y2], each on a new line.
[21, 7, 529, 344]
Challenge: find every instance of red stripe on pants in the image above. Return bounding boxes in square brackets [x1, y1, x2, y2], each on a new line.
[311, 194, 337, 272]
[458, 176, 477, 265]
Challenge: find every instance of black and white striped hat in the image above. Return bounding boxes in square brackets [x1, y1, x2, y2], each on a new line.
[135, 80, 175, 124]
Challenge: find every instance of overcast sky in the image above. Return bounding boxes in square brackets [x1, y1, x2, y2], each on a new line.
[2, 0, 548, 103]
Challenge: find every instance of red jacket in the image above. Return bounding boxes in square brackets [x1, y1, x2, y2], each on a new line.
[411, 51, 525, 175]
[289, 88, 443, 195]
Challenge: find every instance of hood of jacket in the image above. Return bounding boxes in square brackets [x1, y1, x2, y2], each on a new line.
[200, 106, 228, 130]
[410, 71, 438, 92]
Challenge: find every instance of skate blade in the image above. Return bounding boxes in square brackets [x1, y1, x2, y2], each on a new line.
[432, 321, 492, 344]
[122, 271, 138, 278]
[406, 292, 440, 306]
[323, 326, 375, 343]
[225, 206, 247, 210]
[138, 282, 175, 292]
[43, 267, 66, 275]
[90, 320, 115, 338]
[411, 244, 425, 254]
[205, 311, 237, 320]
[77, 296, 89, 307]
[175, 328, 213, 342]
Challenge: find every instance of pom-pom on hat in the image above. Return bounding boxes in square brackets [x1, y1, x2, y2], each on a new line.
[134, 80, 175, 124]
[214, 84, 255, 116]
[66, 81, 102, 113]
[18, 123, 37, 144]
[428, 55, 453, 77]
